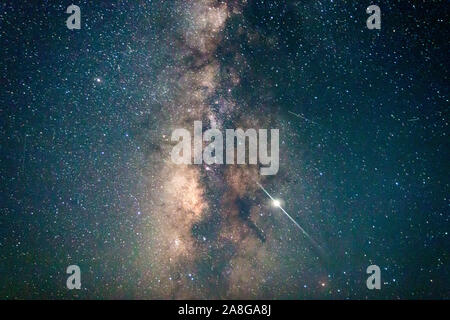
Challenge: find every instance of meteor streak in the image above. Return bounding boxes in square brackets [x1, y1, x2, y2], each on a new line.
[288, 110, 319, 125]
[257, 182, 326, 256]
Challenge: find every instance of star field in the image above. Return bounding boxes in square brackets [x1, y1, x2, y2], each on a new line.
[0, 0, 448, 299]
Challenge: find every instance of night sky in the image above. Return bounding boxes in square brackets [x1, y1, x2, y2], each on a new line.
[1, 0, 448, 299]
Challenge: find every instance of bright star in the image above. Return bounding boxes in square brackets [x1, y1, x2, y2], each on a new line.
[272, 199, 281, 207]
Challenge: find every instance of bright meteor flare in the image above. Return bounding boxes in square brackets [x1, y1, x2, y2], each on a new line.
[257, 182, 326, 256]
[272, 199, 281, 207]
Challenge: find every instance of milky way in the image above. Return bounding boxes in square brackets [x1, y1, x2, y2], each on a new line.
[1, 0, 448, 299]
[136, 0, 306, 299]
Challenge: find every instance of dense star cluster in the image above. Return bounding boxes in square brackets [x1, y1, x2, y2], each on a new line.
[0, 1, 448, 299]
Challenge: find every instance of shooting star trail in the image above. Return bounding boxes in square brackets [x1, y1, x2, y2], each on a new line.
[288, 110, 319, 125]
[257, 182, 327, 257]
